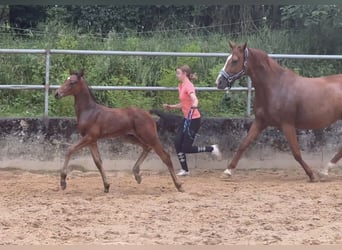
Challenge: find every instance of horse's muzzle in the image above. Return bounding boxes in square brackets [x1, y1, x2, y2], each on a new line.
[54, 90, 62, 99]
[216, 77, 230, 90]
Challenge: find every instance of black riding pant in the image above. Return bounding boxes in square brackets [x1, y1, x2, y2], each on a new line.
[174, 118, 213, 171]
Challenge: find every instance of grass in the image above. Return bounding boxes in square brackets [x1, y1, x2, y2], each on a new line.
[0, 25, 341, 118]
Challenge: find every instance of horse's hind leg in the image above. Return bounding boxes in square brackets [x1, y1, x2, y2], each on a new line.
[61, 136, 93, 190]
[120, 135, 151, 184]
[151, 141, 183, 192]
[89, 142, 110, 193]
[134, 118, 182, 192]
[132, 147, 151, 184]
[282, 124, 316, 182]
[320, 147, 342, 176]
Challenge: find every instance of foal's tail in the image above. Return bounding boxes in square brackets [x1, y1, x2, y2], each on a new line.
[149, 109, 184, 133]
[149, 109, 206, 133]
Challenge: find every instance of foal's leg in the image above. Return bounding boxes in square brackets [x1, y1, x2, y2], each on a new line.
[120, 135, 151, 184]
[132, 148, 151, 184]
[88, 142, 110, 193]
[134, 118, 183, 192]
[320, 147, 342, 176]
[281, 124, 315, 182]
[61, 136, 93, 190]
[151, 142, 183, 192]
[225, 119, 266, 176]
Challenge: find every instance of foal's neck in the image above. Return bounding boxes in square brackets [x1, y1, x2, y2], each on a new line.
[74, 83, 97, 119]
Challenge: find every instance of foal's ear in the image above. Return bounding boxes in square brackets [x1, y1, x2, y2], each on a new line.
[69, 69, 75, 75]
[229, 40, 236, 49]
[78, 69, 85, 78]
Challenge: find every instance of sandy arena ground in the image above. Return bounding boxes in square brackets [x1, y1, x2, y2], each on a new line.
[1, 166, 342, 245]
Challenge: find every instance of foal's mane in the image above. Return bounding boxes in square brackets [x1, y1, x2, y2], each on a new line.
[72, 72, 99, 104]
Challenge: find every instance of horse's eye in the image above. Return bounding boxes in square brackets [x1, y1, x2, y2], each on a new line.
[231, 59, 239, 65]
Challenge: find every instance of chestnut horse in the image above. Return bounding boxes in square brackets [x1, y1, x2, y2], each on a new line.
[216, 41, 342, 181]
[55, 70, 183, 192]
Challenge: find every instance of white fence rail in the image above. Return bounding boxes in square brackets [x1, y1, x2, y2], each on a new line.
[0, 49, 341, 118]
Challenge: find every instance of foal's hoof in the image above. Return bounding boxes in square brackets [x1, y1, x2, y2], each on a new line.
[176, 184, 184, 192]
[134, 174, 142, 184]
[60, 181, 67, 191]
[104, 183, 110, 193]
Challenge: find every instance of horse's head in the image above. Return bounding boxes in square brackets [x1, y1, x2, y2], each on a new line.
[216, 41, 248, 90]
[55, 70, 85, 99]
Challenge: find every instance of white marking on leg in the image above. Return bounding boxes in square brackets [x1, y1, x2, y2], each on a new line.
[223, 168, 233, 176]
[320, 161, 337, 176]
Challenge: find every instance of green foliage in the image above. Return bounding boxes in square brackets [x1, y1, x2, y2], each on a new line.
[280, 5, 342, 54]
[0, 5, 341, 118]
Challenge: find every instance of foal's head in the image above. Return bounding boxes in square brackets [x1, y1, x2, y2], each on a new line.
[55, 70, 85, 99]
[216, 41, 248, 90]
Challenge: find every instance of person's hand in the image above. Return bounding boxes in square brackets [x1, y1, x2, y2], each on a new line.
[163, 104, 171, 110]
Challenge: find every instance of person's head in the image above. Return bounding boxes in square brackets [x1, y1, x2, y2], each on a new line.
[176, 65, 197, 82]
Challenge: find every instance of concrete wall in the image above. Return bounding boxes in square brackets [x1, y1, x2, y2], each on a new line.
[0, 117, 341, 171]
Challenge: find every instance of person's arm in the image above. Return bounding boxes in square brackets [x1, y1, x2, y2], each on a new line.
[189, 92, 198, 108]
[163, 103, 182, 110]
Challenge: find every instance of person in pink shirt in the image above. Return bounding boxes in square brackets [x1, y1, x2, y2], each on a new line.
[163, 65, 222, 176]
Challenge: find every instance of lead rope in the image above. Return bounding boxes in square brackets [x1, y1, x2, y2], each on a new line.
[183, 107, 199, 140]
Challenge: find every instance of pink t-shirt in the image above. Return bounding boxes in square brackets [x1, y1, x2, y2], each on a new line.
[178, 81, 201, 119]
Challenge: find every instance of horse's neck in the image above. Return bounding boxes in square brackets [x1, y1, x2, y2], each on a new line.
[74, 86, 97, 119]
[247, 49, 284, 96]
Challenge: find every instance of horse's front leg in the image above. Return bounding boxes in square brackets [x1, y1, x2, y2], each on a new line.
[61, 136, 93, 190]
[224, 119, 266, 176]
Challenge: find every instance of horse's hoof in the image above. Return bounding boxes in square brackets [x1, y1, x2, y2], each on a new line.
[223, 168, 233, 177]
[134, 175, 142, 184]
[317, 170, 328, 177]
[177, 185, 185, 192]
[60, 181, 67, 190]
[104, 183, 110, 193]
[308, 175, 318, 183]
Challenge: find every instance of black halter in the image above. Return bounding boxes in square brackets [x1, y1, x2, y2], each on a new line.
[220, 48, 249, 86]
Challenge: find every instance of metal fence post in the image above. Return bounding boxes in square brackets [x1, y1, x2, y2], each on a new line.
[246, 77, 252, 117]
[44, 50, 50, 118]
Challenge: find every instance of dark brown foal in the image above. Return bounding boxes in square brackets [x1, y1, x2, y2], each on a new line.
[55, 70, 183, 192]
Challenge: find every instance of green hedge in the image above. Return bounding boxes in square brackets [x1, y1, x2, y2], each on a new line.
[0, 25, 341, 118]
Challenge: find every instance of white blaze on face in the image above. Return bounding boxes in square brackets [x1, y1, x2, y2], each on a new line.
[215, 54, 232, 85]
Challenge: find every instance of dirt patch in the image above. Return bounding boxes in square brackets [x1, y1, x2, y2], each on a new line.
[1, 167, 342, 245]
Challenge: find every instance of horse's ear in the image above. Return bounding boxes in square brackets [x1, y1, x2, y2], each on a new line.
[243, 42, 247, 51]
[78, 69, 84, 78]
[69, 69, 74, 75]
[229, 40, 236, 49]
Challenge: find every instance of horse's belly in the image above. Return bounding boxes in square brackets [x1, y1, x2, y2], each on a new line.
[295, 114, 340, 130]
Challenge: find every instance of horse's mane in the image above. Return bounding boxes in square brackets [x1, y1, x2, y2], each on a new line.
[72, 72, 99, 104]
[86, 85, 99, 104]
[249, 48, 284, 74]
